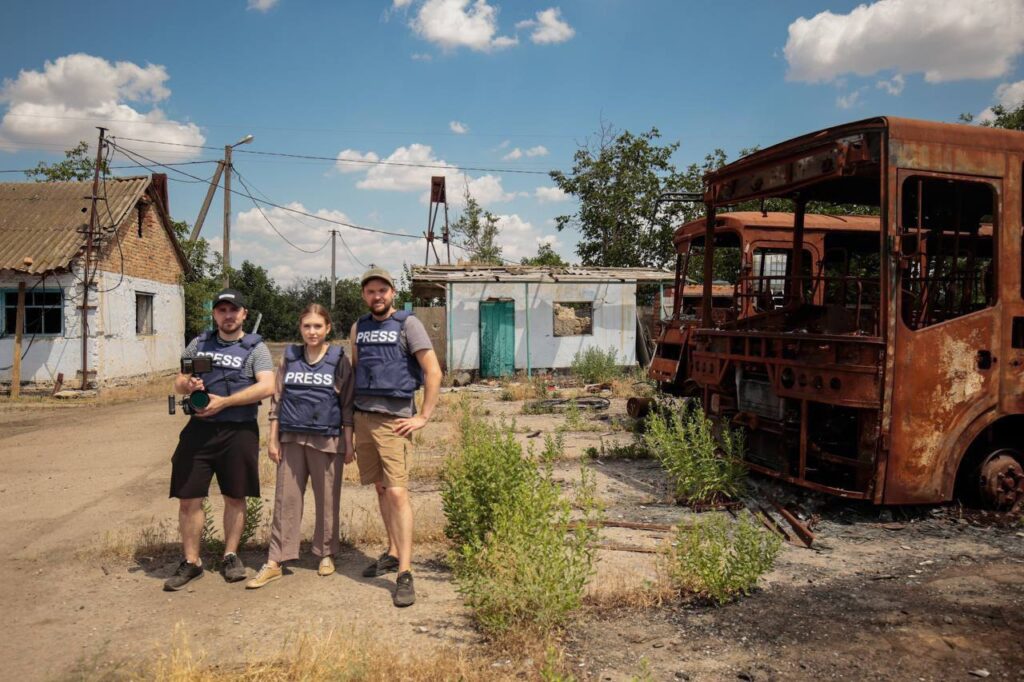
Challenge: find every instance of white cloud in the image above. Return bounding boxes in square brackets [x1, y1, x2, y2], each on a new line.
[534, 186, 568, 203]
[502, 144, 547, 160]
[339, 142, 518, 205]
[411, 52, 433, 61]
[784, 0, 1024, 83]
[496, 139, 510, 149]
[226, 202, 424, 284]
[490, 213, 565, 261]
[875, 73, 905, 95]
[411, 0, 517, 52]
[393, 0, 414, 7]
[836, 88, 865, 110]
[516, 7, 575, 45]
[976, 79, 1024, 122]
[335, 148, 380, 173]
[0, 53, 204, 160]
[449, 120, 469, 134]
[247, 0, 279, 11]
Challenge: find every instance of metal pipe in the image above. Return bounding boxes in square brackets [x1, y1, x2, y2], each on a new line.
[524, 282, 531, 377]
[11, 281, 25, 398]
[701, 205, 716, 324]
[189, 161, 224, 242]
[447, 282, 453, 373]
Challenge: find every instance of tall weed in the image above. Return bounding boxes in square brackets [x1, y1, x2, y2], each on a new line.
[570, 347, 620, 384]
[664, 512, 780, 605]
[642, 406, 747, 505]
[443, 407, 600, 636]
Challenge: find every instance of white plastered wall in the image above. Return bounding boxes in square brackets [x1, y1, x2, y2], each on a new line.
[447, 281, 637, 372]
[0, 268, 183, 386]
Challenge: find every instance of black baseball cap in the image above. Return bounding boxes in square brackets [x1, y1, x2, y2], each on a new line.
[213, 288, 247, 309]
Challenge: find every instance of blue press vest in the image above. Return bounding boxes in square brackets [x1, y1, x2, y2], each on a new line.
[354, 311, 423, 399]
[194, 331, 263, 422]
[278, 345, 343, 436]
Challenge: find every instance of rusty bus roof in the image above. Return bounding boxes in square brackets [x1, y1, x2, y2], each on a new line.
[674, 211, 879, 246]
[704, 116, 1024, 207]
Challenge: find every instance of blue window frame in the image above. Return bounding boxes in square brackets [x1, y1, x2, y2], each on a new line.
[2, 288, 63, 336]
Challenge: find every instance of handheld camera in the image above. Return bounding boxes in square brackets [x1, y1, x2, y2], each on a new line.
[168, 356, 214, 415]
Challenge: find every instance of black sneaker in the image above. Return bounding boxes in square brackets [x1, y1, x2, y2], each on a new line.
[163, 560, 203, 591]
[393, 571, 415, 607]
[362, 552, 399, 578]
[221, 553, 247, 583]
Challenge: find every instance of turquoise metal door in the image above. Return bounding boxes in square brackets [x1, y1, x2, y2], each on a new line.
[479, 300, 515, 378]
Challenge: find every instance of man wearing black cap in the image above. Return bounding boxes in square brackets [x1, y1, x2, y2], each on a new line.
[164, 288, 276, 591]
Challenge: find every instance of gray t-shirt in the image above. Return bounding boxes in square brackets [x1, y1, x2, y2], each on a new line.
[182, 334, 275, 380]
[353, 314, 433, 418]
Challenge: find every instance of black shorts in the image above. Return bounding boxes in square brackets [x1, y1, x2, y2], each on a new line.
[169, 419, 260, 499]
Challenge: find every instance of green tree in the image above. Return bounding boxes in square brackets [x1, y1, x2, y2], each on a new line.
[172, 220, 221, 341]
[281, 276, 365, 340]
[450, 188, 503, 264]
[551, 125, 697, 268]
[25, 141, 109, 182]
[961, 101, 1024, 131]
[520, 242, 567, 266]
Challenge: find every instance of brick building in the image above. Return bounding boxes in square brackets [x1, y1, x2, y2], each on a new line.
[0, 174, 188, 389]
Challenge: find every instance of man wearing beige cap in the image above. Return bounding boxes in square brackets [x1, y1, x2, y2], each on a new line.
[350, 268, 441, 607]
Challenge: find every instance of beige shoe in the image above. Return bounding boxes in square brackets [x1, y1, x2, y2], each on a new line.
[245, 563, 282, 589]
[318, 555, 335, 576]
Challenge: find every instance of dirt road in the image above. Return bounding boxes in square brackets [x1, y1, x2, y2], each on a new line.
[1, 388, 1022, 681]
[0, 397, 471, 681]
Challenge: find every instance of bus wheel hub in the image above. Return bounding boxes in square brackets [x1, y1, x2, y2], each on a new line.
[979, 451, 1024, 512]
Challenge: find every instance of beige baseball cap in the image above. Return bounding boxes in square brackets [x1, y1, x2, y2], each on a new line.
[360, 267, 395, 289]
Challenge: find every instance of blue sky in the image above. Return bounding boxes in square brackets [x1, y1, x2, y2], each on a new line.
[2, 0, 1022, 283]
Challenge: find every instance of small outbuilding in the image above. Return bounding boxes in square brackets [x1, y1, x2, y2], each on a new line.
[0, 174, 188, 390]
[410, 265, 675, 378]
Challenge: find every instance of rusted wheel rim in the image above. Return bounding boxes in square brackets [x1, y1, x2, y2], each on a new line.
[978, 450, 1024, 512]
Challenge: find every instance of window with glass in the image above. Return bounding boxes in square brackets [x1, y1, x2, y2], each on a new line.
[3, 289, 63, 335]
[136, 293, 154, 335]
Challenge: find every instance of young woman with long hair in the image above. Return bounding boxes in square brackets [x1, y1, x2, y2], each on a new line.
[246, 304, 354, 588]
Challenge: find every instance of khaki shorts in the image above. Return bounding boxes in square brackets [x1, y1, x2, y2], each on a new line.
[354, 410, 412, 488]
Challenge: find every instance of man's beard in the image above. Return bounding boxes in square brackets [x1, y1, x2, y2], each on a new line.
[218, 320, 241, 334]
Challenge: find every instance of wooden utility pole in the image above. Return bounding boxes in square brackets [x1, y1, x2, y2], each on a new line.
[223, 143, 232, 287]
[11, 282, 25, 398]
[81, 127, 106, 389]
[330, 230, 337, 308]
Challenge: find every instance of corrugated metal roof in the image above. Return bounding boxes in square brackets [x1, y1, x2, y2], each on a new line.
[411, 264, 676, 284]
[0, 176, 150, 274]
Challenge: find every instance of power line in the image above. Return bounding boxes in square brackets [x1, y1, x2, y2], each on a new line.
[114, 135, 554, 175]
[233, 171, 332, 255]
[0, 160, 219, 174]
[108, 139, 425, 240]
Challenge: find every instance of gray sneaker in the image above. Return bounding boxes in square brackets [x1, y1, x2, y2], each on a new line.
[163, 560, 203, 591]
[393, 571, 415, 607]
[221, 553, 247, 583]
[363, 552, 399, 578]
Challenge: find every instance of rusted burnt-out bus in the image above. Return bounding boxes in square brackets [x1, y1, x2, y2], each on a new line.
[651, 212, 880, 396]
[688, 117, 1024, 509]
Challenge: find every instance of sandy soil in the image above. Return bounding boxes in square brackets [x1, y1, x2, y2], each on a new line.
[0, 381, 1021, 681]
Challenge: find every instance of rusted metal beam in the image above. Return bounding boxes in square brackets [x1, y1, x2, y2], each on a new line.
[769, 499, 815, 548]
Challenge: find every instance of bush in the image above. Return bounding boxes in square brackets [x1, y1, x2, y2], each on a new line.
[642, 405, 747, 505]
[664, 512, 780, 605]
[201, 497, 265, 559]
[453, 461, 599, 635]
[441, 411, 534, 547]
[570, 347, 620, 384]
[442, 408, 600, 636]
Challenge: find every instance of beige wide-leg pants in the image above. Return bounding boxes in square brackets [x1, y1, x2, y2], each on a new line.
[268, 442, 343, 564]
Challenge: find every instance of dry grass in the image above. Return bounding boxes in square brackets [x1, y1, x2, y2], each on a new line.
[583, 571, 673, 611]
[86, 624, 567, 682]
[76, 519, 179, 562]
[341, 499, 447, 547]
